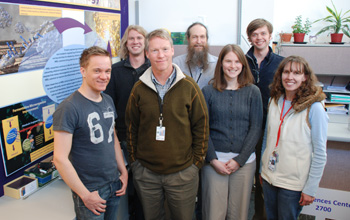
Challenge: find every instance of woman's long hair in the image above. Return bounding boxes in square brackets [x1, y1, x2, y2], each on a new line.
[211, 44, 254, 91]
[270, 55, 319, 106]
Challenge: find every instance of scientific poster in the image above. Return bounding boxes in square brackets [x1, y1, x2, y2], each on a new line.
[0, 2, 121, 176]
[33, 0, 121, 10]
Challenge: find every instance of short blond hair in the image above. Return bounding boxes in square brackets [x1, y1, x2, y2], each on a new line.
[145, 29, 173, 51]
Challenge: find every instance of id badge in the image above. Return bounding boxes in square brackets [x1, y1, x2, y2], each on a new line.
[273, 151, 279, 163]
[268, 155, 276, 172]
[156, 126, 165, 141]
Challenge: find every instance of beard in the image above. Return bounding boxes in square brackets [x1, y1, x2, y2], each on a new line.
[186, 44, 209, 71]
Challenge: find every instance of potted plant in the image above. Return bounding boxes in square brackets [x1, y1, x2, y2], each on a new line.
[280, 32, 293, 43]
[314, 0, 350, 43]
[292, 15, 312, 43]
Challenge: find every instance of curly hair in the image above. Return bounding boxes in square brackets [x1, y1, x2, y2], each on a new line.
[211, 44, 254, 92]
[270, 56, 319, 106]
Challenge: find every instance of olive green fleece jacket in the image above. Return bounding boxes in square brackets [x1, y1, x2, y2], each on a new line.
[125, 64, 209, 174]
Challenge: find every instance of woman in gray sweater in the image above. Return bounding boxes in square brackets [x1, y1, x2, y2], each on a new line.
[201, 44, 263, 220]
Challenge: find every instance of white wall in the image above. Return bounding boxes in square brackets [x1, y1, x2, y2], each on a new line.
[128, 0, 239, 46]
[128, 0, 350, 47]
[240, 0, 275, 52]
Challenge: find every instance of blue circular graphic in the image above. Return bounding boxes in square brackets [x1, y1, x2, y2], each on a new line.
[6, 128, 18, 144]
[45, 115, 53, 129]
[42, 44, 86, 104]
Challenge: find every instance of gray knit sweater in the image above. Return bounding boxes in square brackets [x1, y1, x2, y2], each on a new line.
[202, 84, 263, 166]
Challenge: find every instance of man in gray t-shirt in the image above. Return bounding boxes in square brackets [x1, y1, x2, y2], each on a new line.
[53, 46, 128, 220]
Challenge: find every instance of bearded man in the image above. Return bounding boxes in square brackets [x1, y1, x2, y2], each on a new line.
[173, 22, 218, 89]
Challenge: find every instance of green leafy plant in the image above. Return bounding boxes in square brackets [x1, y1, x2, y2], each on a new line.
[314, 0, 350, 37]
[292, 15, 312, 34]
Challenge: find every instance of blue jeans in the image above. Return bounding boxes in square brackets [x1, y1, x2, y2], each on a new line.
[262, 179, 303, 220]
[72, 179, 121, 220]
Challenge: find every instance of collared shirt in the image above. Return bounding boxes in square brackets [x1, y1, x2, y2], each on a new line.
[151, 68, 177, 100]
[251, 49, 272, 70]
[260, 51, 271, 70]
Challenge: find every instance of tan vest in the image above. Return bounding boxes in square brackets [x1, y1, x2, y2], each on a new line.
[261, 97, 312, 191]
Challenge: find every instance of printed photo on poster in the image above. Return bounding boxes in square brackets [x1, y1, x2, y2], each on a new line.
[0, 4, 63, 75]
[33, 0, 121, 10]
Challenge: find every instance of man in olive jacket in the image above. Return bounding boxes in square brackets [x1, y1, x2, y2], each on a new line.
[125, 29, 209, 220]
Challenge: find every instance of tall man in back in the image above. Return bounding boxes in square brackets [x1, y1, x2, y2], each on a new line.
[53, 46, 128, 220]
[105, 25, 150, 157]
[245, 18, 284, 220]
[173, 22, 217, 89]
[126, 29, 209, 220]
[104, 25, 150, 220]
[173, 23, 217, 219]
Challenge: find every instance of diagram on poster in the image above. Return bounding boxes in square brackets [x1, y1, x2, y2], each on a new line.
[0, 96, 55, 176]
[42, 104, 55, 142]
[2, 116, 22, 160]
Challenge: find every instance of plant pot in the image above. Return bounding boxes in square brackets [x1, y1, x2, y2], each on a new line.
[293, 33, 305, 43]
[280, 33, 292, 43]
[330, 33, 343, 43]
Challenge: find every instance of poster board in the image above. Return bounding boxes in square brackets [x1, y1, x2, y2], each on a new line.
[0, 0, 127, 196]
[34, 0, 120, 10]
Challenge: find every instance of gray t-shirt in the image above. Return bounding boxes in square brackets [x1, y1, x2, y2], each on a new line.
[53, 91, 119, 191]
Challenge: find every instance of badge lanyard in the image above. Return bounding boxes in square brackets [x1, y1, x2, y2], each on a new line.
[268, 98, 292, 171]
[275, 98, 293, 149]
[188, 64, 202, 84]
[153, 74, 176, 141]
[157, 95, 164, 126]
[155, 94, 165, 141]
